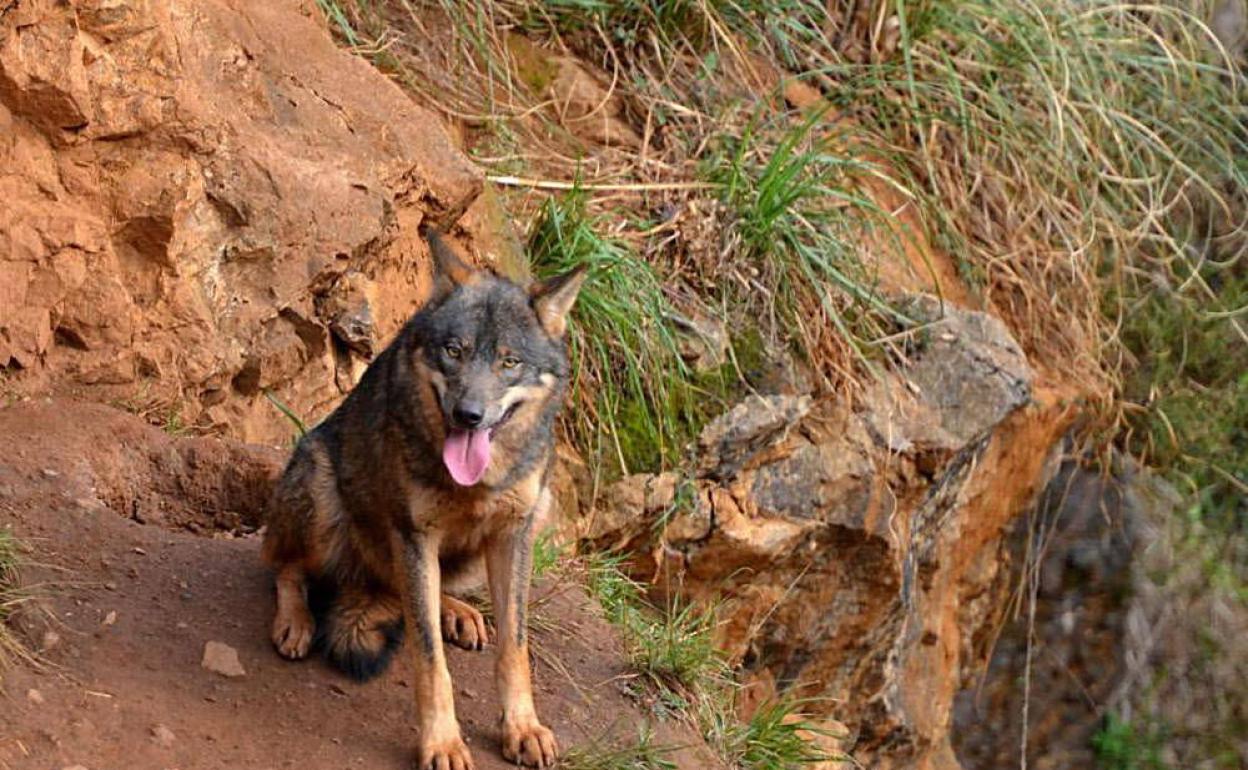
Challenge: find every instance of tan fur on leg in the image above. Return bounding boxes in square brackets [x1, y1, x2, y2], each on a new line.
[271, 564, 315, 659]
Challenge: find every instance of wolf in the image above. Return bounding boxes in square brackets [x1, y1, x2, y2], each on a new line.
[261, 229, 586, 770]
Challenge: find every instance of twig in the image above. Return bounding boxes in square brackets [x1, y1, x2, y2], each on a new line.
[486, 175, 721, 192]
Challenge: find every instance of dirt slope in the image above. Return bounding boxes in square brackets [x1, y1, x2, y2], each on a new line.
[0, 401, 714, 770]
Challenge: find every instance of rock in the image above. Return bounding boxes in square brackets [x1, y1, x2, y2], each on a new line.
[40, 630, 61, 651]
[201, 641, 245, 678]
[583, 472, 680, 549]
[26, 688, 45, 704]
[0, 0, 481, 444]
[863, 295, 1033, 457]
[668, 307, 730, 371]
[521, 43, 642, 150]
[596, 292, 1070, 767]
[747, 441, 876, 531]
[101, 610, 116, 626]
[697, 394, 812, 480]
[150, 723, 176, 748]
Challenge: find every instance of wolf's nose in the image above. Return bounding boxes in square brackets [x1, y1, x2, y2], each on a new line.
[453, 404, 485, 428]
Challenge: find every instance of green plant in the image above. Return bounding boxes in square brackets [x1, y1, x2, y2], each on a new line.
[531, 529, 565, 579]
[705, 696, 845, 770]
[708, 105, 903, 372]
[264, 389, 309, 445]
[560, 724, 678, 770]
[583, 552, 726, 692]
[1093, 713, 1170, 770]
[314, 0, 361, 46]
[529, 191, 731, 477]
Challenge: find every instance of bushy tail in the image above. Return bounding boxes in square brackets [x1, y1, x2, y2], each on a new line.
[308, 575, 404, 681]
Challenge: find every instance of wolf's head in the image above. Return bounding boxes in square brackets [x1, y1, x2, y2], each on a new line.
[411, 231, 586, 487]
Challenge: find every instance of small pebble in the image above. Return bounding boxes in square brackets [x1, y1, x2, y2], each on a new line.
[151, 723, 176, 748]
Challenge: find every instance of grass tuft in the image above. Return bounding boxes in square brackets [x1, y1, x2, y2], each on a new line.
[0, 527, 34, 669]
[583, 552, 726, 692]
[560, 724, 678, 770]
[528, 191, 734, 478]
[705, 696, 846, 770]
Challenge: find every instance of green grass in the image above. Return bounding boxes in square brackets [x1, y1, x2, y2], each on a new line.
[583, 552, 726, 692]
[528, 192, 738, 477]
[583, 552, 838, 769]
[264, 389, 310, 447]
[560, 725, 677, 770]
[1093, 714, 1170, 770]
[705, 696, 845, 770]
[314, 0, 361, 46]
[531, 529, 565, 579]
[706, 105, 905, 372]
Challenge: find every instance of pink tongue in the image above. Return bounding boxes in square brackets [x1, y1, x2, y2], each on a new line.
[442, 428, 491, 486]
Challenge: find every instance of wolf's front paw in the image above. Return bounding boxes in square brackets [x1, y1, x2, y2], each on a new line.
[441, 594, 488, 651]
[502, 718, 558, 768]
[271, 606, 315, 660]
[414, 734, 475, 770]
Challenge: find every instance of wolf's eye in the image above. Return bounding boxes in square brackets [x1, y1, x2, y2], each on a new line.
[444, 343, 462, 359]
[501, 356, 521, 369]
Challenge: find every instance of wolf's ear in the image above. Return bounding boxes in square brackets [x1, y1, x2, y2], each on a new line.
[426, 229, 478, 293]
[530, 265, 588, 337]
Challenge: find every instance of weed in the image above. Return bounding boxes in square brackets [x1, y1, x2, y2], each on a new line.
[583, 552, 726, 692]
[528, 191, 733, 477]
[314, 0, 361, 46]
[583, 551, 646, 626]
[532, 529, 565, 579]
[705, 695, 845, 770]
[707, 105, 903, 375]
[1093, 713, 1169, 770]
[264, 389, 309, 446]
[632, 595, 724, 691]
[559, 724, 677, 770]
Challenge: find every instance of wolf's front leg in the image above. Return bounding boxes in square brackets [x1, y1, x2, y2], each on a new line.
[392, 529, 474, 770]
[485, 491, 557, 768]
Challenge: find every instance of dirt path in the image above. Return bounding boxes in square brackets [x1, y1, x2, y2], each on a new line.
[0, 401, 711, 770]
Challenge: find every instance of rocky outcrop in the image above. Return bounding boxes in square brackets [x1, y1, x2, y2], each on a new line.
[580, 296, 1079, 769]
[0, 0, 482, 443]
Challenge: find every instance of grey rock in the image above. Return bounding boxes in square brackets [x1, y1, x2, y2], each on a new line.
[698, 394, 812, 480]
[865, 295, 1032, 455]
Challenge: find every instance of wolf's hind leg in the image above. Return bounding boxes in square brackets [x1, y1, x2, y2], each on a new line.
[272, 563, 315, 659]
[441, 594, 488, 651]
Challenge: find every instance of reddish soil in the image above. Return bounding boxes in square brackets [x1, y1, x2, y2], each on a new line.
[0, 401, 713, 770]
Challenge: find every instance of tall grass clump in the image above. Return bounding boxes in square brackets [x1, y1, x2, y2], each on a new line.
[583, 552, 726, 692]
[707, 106, 907, 381]
[528, 192, 734, 477]
[585, 552, 840, 769]
[559, 725, 677, 770]
[704, 697, 846, 770]
[831, 0, 1247, 420]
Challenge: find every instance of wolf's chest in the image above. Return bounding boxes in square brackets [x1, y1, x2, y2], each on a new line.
[405, 476, 538, 536]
